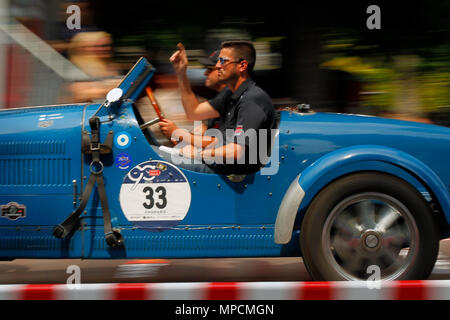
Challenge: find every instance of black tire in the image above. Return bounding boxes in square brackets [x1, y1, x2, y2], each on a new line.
[300, 172, 439, 281]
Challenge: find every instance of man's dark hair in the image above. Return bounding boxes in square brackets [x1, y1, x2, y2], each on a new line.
[221, 40, 256, 74]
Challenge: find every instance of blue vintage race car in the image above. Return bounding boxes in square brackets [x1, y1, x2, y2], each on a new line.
[0, 57, 449, 281]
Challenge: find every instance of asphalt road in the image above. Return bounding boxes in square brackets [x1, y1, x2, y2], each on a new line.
[1, 240, 450, 285]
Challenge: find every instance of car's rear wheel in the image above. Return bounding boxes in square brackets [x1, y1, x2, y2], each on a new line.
[300, 172, 439, 281]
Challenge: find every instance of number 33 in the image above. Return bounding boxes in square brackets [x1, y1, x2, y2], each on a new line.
[143, 186, 167, 209]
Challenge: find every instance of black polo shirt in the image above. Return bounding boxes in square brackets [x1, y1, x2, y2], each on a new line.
[208, 79, 275, 174]
[206, 88, 228, 129]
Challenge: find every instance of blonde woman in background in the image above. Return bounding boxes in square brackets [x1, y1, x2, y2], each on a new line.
[64, 31, 122, 103]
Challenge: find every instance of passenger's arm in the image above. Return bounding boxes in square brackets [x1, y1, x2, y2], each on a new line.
[170, 43, 220, 120]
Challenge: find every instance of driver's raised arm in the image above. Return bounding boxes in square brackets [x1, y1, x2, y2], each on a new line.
[170, 43, 220, 121]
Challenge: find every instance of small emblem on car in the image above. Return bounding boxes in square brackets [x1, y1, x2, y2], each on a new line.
[115, 132, 132, 149]
[148, 169, 161, 176]
[1, 202, 26, 221]
[115, 153, 132, 170]
[38, 120, 54, 128]
[156, 163, 167, 171]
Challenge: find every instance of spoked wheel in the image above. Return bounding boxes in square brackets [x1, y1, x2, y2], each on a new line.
[300, 172, 439, 281]
[324, 193, 419, 280]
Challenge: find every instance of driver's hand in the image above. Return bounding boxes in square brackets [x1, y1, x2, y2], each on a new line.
[169, 43, 188, 75]
[159, 119, 178, 139]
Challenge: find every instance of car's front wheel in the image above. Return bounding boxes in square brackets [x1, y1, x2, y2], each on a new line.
[300, 172, 439, 281]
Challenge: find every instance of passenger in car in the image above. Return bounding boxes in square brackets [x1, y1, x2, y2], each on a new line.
[168, 40, 275, 175]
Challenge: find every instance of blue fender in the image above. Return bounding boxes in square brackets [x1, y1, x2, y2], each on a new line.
[274, 145, 450, 244]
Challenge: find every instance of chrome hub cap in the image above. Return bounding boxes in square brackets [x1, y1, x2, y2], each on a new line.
[322, 192, 419, 280]
[361, 230, 381, 251]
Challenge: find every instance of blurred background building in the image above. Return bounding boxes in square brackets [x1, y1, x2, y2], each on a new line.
[0, 0, 449, 126]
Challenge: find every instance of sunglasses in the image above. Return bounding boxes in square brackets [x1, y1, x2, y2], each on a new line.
[218, 57, 244, 66]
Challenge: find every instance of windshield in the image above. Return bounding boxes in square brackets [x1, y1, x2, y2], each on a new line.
[117, 57, 155, 102]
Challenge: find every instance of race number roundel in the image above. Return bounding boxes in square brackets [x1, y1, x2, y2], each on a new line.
[119, 160, 191, 231]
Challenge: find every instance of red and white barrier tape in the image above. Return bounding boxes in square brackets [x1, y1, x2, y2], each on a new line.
[1, 281, 450, 300]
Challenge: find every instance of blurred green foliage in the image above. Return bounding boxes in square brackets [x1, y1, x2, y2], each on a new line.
[321, 40, 450, 114]
[417, 44, 450, 113]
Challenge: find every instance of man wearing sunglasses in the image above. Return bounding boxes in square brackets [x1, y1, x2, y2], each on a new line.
[170, 40, 275, 174]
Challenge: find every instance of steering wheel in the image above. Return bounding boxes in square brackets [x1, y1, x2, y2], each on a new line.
[139, 86, 165, 130]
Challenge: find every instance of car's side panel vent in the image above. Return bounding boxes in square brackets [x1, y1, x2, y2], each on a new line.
[0, 234, 73, 257]
[0, 140, 66, 155]
[0, 140, 71, 188]
[89, 233, 281, 258]
[0, 158, 71, 187]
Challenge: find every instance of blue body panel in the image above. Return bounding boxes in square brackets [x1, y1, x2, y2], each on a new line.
[296, 145, 450, 220]
[0, 104, 84, 257]
[0, 58, 449, 259]
[78, 102, 287, 258]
